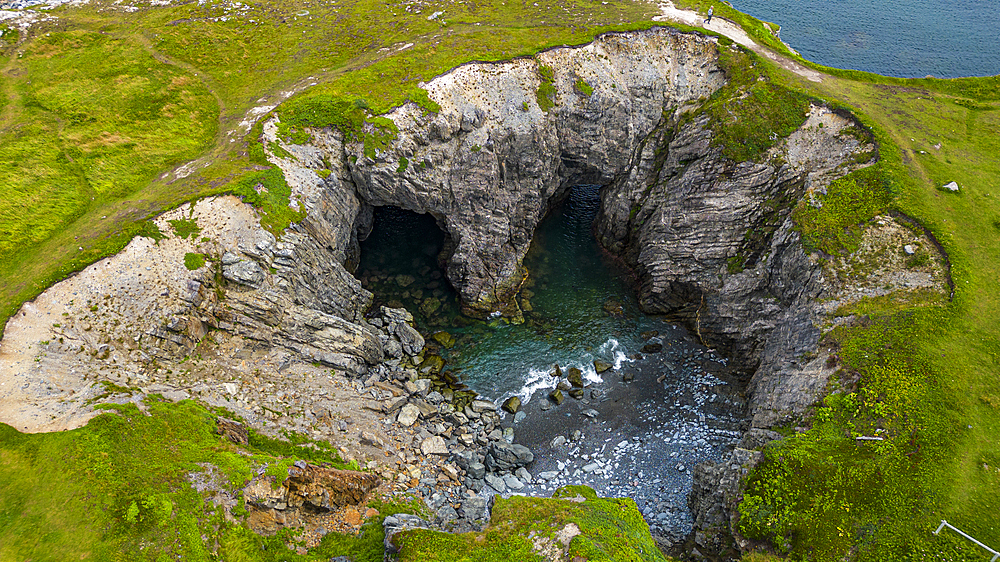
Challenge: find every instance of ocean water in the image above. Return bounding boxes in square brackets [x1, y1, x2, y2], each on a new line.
[357, 186, 698, 402]
[729, 0, 1000, 78]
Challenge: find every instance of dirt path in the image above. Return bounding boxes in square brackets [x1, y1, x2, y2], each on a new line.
[654, 1, 824, 83]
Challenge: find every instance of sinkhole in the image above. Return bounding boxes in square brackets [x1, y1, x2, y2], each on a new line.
[356, 186, 749, 539]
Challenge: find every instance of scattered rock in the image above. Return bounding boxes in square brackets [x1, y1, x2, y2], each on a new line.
[383, 514, 431, 554]
[582, 409, 599, 419]
[397, 404, 421, 427]
[567, 368, 584, 388]
[420, 435, 450, 456]
[502, 395, 521, 414]
[431, 331, 456, 348]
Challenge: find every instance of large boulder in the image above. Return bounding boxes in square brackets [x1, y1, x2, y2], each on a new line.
[485, 442, 534, 472]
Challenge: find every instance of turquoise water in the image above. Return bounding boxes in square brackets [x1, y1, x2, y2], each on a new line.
[357, 186, 679, 402]
[730, 0, 1000, 78]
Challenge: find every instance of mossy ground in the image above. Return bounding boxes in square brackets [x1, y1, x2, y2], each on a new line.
[0, 398, 374, 561]
[395, 485, 670, 562]
[694, 9, 1000, 561]
[0, 0, 660, 334]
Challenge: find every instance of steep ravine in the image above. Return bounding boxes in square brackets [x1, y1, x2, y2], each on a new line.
[0, 26, 949, 559]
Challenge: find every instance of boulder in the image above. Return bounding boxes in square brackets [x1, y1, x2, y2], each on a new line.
[548, 389, 565, 405]
[641, 342, 663, 354]
[435, 505, 459, 524]
[944, 181, 960, 192]
[467, 462, 487, 479]
[223, 259, 265, 286]
[567, 368, 584, 388]
[392, 321, 425, 356]
[383, 514, 431, 554]
[486, 442, 534, 471]
[503, 474, 524, 491]
[418, 354, 445, 374]
[501, 396, 522, 414]
[594, 360, 613, 373]
[283, 464, 382, 511]
[431, 331, 456, 348]
[460, 497, 489, 521]
[216, 417, 248, 444]
[471, 400, 497, 413]
[397, 404, 421, 427]
[485, 472, 507, 493]
[420, 435, 450, 456]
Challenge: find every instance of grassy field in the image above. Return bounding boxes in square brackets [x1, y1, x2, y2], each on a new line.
[0, 0, 661, 334]
[1, 0, 999, 560]
[680, 9, 1000, 559]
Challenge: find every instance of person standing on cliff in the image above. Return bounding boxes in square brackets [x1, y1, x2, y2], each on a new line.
[705, 5, 714, 24]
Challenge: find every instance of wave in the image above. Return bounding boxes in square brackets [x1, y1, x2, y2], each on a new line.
[499, 337, 635, 408]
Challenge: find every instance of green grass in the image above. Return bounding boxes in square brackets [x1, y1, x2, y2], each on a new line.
[536, 63, 557, 112]
[395, 486, 669, 562]
[184, 252, 206, 270]
[0, 398, 389, 561]
[793, 164, 895, 255]
[0, 0, 662, 335]
[697, 47, 812, 161]
[716, 17, 1000, 562]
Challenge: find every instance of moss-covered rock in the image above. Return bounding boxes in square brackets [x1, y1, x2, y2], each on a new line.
[393, 486, 671, 562]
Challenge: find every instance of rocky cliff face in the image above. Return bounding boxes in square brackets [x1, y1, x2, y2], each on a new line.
[337, 28, 726, 318]
[1, 26, 870, 435]
[594, 105, 869, 428]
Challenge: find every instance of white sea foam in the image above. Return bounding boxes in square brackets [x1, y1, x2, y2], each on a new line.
[507, 337, 636, 404]
[598, 337, 633, 370]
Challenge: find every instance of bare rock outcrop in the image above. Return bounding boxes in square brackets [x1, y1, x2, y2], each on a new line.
[244, 462, 381, 534]
[339, 28, 727, 318]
